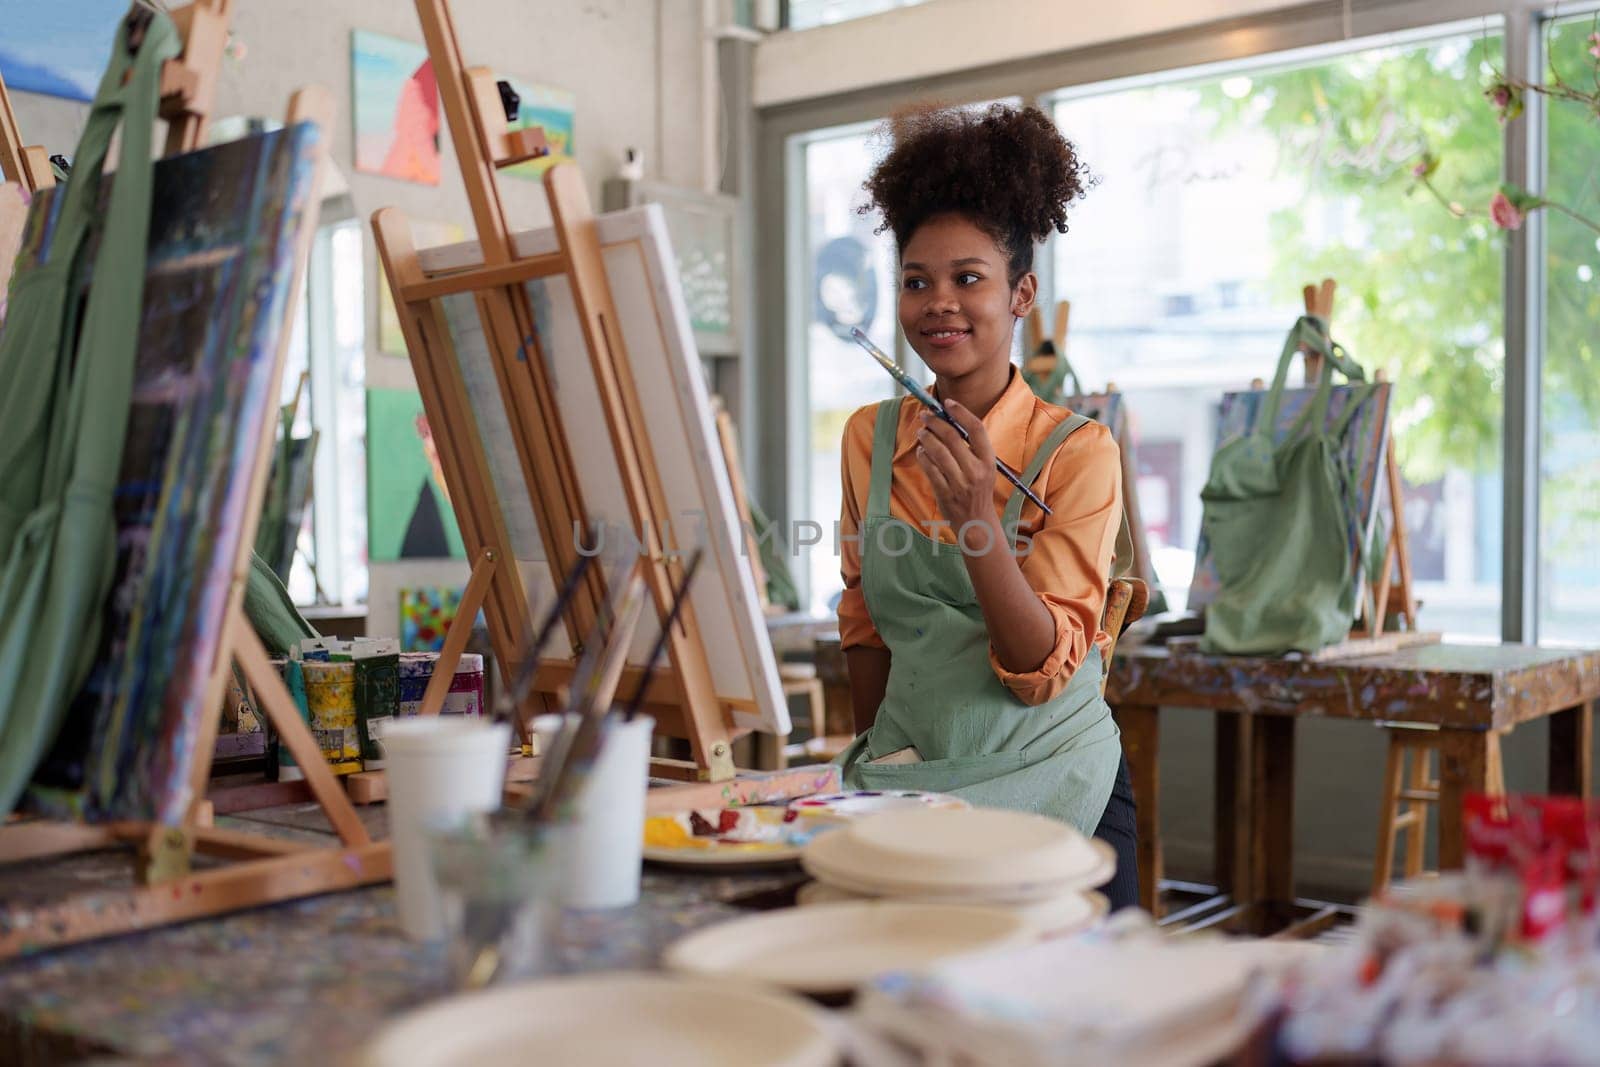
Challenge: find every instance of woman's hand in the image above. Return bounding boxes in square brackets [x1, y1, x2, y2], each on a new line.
[915, 400, 998, 535]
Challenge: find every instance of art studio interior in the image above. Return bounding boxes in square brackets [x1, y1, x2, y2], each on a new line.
[1, 0, 1598, 1062]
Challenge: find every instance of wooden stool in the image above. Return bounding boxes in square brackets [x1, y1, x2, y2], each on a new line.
[1372, 726, 1505, 896]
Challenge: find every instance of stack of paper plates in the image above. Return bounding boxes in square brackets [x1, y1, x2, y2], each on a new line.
[362, 973, 837, 1067]
[801, 808, 1115, 903]
[662, 901, 1032, 997]
[794, 879, 1109, 940]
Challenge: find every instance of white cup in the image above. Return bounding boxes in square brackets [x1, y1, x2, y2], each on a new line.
[380, 717, 511, 941]
[532, 712, 654, 909]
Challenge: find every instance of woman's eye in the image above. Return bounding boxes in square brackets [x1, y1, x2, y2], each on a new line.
[903, 277, 927, 290]
[957, 272, 981, 285]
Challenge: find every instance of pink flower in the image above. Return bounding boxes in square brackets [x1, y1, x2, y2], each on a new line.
[1589, 32, 1600, 59]
[1488, 86, 1511, 108]
[1489, 190, 1524, 230]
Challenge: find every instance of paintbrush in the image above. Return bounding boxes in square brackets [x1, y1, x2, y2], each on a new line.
[850, 326, 1052, 516]
[524, 552, 635, 817]
[532, 567, 650, 823]
[620, 550, 704, 723]
[505, 545, 598, 713]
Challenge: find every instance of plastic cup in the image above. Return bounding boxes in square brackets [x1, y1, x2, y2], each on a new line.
[381, 717, 511, 941]
[530, 712, 654, 909]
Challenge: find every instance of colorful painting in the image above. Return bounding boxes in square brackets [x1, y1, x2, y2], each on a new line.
[351, 30, 440, 185]
[366, 388, 465, 561]
[1187, 382, 1392, 610]
[502, 78, 575, 180]
[377, 219, 465, 357]
[23, 124, 324, 823]
[399, 586, 461, 652]
[0, 1, 124, 101]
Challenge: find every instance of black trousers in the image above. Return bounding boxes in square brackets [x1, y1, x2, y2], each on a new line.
[1091, 753, 1140, 912]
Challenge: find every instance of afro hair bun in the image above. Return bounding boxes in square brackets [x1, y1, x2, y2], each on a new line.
[861, 102, 1092, 282]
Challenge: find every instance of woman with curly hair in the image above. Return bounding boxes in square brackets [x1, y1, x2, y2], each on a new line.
[834, 102, 1138, 909]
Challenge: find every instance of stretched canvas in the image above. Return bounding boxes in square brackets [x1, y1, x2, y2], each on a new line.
[0, 1, 122, 101]
[351, 30, 439, 185]
[418, 205, 787, 736]
[25, 124, 323, 822]
[400, 585, 461, 652]
[1187, 382, 1392, 610]
[366, 388, 466, 561]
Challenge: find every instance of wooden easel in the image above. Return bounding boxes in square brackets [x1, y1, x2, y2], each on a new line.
[372, 0, 791, 787]
[1023, 299, 1072, 387]
[1297, 279, 1424, 647]
[0, 9, 387, 958]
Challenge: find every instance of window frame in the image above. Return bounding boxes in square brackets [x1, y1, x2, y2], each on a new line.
[757, 0, 1570, 641]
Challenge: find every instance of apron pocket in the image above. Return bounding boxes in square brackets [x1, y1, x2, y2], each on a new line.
[846, 749, 1027, 793]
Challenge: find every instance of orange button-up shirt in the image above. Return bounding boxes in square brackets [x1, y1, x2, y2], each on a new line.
[837, 367, 1122, 707]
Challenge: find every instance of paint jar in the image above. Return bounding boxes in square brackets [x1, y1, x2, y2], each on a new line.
[397, 652, 486, 718]
[382, 717, 512, 941]
[301, 660, 363, 775]
[355, 644, 401, 770]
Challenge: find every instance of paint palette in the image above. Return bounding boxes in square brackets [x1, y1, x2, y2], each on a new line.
[642, 807, 843, 868]
[787, 790, 969, 820]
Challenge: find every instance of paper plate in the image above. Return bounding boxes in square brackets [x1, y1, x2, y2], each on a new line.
[362, 973, 836, 1067]
[802, 809, 1112, 900]
[662, 901, 1033, 996]
[787, 790, 969, 820]
[795, 880, 1110, 939]
[642, 807, 841, 868]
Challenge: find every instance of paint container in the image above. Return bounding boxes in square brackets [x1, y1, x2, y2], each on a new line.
[397, 652, 486, 718]
[274, 659, 310, 782]
[354, 639, 401, 770]
[381, 717, 512, 941]
[531, 712, 654, 909]
[302, 660, 363, 776]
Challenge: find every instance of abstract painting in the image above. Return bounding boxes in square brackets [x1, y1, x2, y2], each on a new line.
[502, 78, 575, 180]
[377, 218, 464, 357]
[366, 388, 465, 561]
[0, 1, 123, 101]
[351, 30, 440, 185]
[24, 123, 323, 823]
[399, 586, 461, 652]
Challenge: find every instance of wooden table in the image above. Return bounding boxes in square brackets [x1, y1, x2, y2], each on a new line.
[1106, 641, 1600, 928]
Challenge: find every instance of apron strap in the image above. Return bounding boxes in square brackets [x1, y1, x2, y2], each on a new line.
[866, 398, 901, 520]
[1002, 412, 1088, 532]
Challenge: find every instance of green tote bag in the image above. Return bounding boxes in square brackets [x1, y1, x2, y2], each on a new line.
[1199, 316, 1377, 655]
[0, 10, 180, 815]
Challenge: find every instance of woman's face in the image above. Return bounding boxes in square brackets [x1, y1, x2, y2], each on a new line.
[898, 212, 1035, 383]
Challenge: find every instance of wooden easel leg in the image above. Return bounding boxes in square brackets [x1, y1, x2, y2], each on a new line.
[1214, 711, 1251, 900]
[418, 547, 498, 717]
[1247, 714, 1295, 931]
[234, 627, 371, 847]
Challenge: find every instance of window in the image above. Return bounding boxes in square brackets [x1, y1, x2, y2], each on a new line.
[795, 123, 901, 614]
[278, 213, 368, 607]
[785, 0, 929, 30]
[1539, 13, 1600, 645]
[1050, 28, 1505, 636]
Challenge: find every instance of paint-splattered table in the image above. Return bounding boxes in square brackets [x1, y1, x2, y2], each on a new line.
[1106, 640, 1600, 928]
[0, 802, 804, 1066]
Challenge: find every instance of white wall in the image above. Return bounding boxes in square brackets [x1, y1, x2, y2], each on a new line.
[10, 0, 716, 639]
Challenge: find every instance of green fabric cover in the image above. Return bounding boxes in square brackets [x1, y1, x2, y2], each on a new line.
[1199, 316, 1375, 655]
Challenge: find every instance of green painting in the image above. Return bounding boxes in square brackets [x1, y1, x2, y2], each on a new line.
[366, 388, 465, 561]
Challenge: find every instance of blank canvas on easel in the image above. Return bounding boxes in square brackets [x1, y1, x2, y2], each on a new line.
[417, 206, 788, 736]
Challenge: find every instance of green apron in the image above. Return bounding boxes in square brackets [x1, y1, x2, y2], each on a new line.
[837, 400, 1122, 836]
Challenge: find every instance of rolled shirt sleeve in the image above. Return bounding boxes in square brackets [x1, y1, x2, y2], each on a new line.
[837, 404, 887, 651]
[987, 420, 1122, 705]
